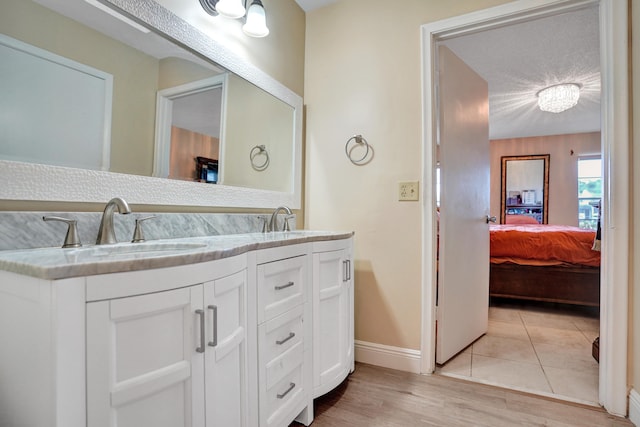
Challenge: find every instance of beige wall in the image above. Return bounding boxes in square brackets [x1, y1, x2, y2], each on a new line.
[632, 0, 639, 398]
[304, 0, 511, 350]
[490, 132, 601, 226]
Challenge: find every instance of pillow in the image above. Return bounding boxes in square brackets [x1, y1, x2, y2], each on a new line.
[505, 214, 539, 225]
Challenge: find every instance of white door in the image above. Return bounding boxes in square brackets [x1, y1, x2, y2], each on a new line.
[436, 46, 491, 364]
[312, 243, 351, 398]
[86, 286, 205, 427]
[204, 269, 249, 427]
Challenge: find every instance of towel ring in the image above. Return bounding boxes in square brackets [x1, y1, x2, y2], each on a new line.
[250, 145, 270, 171]
[345, 135, 370, 165]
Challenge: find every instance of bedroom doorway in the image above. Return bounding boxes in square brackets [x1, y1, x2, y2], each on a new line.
[420, 0, 630, 417]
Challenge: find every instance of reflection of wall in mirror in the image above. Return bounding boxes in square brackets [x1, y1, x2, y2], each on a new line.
[506, 160, 544, 204]
[169, 127, 219, 181]
[222, 74, 294, 193]
[1, 0, 158, 176]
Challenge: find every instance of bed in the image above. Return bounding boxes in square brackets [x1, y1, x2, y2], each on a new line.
[489, 218, 601, 307]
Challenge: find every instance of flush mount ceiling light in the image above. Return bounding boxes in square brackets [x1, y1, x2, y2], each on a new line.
[536, 83, 581, 113]
[199, 0, 269, 37]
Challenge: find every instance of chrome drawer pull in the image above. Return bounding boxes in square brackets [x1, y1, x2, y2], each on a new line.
[195, 309, 205, 353]
[276, 332, 295, 345]
[208, 305, 218, 347]
[277, 382, 296, 399]
[274, 281, 294, 291]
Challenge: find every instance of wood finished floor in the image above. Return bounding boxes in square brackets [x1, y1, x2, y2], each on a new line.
[292, 363, 632, 427]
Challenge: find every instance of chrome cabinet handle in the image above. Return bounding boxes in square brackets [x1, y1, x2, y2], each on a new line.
[343, 259, 352, 282]
[208, 305, 218, 347]
[277, 382, 295, 399]
[195, 309, 205, 353]
[486, 215, 497, 223]
[275, 281, 294, 291]
[276, 332, 295, 345]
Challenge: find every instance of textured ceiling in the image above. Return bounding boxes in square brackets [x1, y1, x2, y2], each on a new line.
[441, 6, 601, 140]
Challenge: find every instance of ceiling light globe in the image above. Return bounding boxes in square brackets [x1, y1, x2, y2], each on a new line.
[537, 83, 581, 113]
[215, 0, 246, 19]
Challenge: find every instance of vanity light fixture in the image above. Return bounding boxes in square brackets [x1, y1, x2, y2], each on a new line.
[199, 0, 270, 38]
[536, 83, 581, 113]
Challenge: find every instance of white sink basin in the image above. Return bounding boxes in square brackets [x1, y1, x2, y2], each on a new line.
[75, 242, 208, 259]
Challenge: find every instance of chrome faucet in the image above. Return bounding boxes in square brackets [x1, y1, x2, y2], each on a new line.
[96, 197, 131, 244]
[269, 206, 293, 232]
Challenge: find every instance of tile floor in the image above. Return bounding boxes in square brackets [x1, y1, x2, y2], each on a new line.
[436, 299, 600, 406]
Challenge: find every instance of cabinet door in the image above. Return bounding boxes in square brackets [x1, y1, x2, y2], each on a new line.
[204, 269, 248, 427]
[312, 245, 352, 398]
[87, 286, 205, 427]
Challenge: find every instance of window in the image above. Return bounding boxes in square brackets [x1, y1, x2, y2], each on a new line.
[577, 157, 602, 230]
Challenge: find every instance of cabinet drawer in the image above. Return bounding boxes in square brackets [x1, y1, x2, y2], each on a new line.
[257, 255, 306, 322]
[263, 361, 305, 427]
[265, 340, 303, 390]
[259, 305, 304, 365]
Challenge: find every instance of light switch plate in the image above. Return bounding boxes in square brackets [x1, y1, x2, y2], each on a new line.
[398, 181, 419, 201]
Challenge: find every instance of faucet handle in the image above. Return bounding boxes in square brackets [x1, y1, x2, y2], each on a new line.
[283, 215, 295, 232]
[131, 215, 156, 243]
[43, 216, 82, 248]
[260, 216, 270, 233]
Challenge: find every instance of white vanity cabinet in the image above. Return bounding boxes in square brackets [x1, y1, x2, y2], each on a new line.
[0, 233, 354, 427]
[312, 237, 354, 398]
[85, 254, 249, 427]
[254, 244, 314, 427]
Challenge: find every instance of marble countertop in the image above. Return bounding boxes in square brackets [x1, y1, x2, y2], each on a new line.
[0, 230, 353, 280]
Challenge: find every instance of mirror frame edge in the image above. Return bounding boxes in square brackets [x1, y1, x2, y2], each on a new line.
[499, 154, 550, 224]
[0, 0, 302, 209]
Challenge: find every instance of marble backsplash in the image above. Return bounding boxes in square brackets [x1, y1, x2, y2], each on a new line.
[0, 212, 296, 251]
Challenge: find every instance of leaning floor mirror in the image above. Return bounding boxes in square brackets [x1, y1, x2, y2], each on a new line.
[500, 154, 550, 224]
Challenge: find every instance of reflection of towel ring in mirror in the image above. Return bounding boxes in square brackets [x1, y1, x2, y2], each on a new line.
[345, 135, 371, 165]
[250, 145, 270, 171]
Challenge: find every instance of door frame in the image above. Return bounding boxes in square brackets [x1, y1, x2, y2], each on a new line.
[420, 0, 629, 417]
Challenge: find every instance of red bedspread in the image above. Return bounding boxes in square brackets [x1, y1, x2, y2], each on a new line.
[490, 224, 600, 267]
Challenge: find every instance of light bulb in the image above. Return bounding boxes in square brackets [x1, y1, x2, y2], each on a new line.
[215, 0, 245, 19]
[243, 0, 269, 37]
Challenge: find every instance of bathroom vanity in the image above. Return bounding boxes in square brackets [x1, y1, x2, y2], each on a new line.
[0, 231, 354, 427]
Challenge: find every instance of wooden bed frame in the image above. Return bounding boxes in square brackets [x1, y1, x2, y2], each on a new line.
[489, 263, 600, 307]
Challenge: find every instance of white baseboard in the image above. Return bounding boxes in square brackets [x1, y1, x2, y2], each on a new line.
[630, 389, 640, 426]
[354, 340, 421, 373]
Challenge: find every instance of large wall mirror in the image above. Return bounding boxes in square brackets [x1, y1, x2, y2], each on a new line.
[0, 0, 302, 208]
[500, 154, 550, 224]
